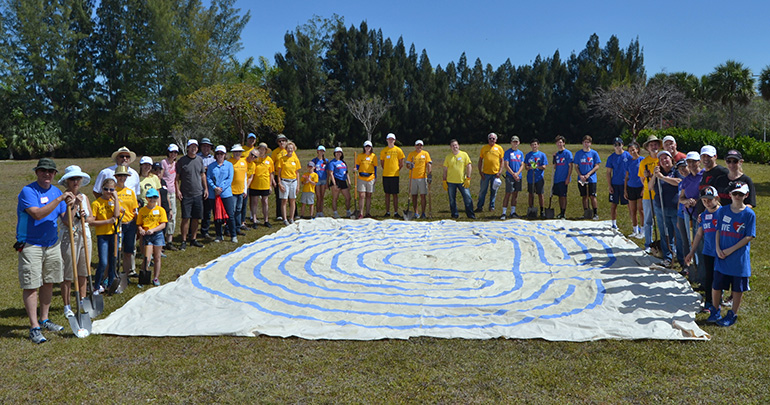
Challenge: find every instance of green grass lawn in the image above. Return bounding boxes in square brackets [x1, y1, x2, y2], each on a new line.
[1, 143, 768, 403]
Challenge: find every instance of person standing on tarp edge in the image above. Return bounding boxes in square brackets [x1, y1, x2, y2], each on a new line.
[475, 132, 505, 214]
[17, 158, 76, 344]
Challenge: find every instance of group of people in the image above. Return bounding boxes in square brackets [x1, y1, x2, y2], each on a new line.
[15, 132, 757, 343]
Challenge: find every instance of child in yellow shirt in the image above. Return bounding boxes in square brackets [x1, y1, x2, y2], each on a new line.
[91, 177, 121, 292]
[299, 161, 319, 218]
[137, 188, 167, 286]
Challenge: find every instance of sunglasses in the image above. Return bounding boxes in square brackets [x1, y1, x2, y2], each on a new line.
[103, 187, 115, 192]
[726, 159, 739, 164]
[38, 169, 56, 174]
[731, 191, 746, 197]
[118, 155, 131, 159]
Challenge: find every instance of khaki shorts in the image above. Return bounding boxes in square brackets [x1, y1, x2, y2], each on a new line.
[18, 242, 64, 290]
[60, 228, 91, 280]
[357, 178, 375, 193]
[410, 178, 428, 195]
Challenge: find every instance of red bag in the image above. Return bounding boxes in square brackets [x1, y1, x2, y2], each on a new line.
[214, 196, 229, 222]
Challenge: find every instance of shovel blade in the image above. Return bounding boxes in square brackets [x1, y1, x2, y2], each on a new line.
[87, 293, 104, 319]
[403, 210, 413, 221]
[544, 208, 555, 219]
[68, 311, 91, 338]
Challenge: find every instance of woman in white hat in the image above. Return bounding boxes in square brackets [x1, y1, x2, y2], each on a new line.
[327, 147, 352, 218]
[161, 144, 179, 248]
[312, 145, 329, 217]
[355, 141, 377, 218]
[57, 166, 93, 318]
[138, 156, 161, 207]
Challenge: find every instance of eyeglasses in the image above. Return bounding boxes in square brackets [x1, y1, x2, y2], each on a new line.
[103, 187, 115, 192]
[278, 140, 287, 143]
[118, 155, 131, 160]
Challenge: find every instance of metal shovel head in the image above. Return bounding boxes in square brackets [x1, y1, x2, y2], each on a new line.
[544, 208, 555, 219]
[88, 292, 104, 319]
[116, 272, 128, 294]
[68, 309, 91, 338]
[526, 206, 538, 219]
[583, 208, 593, 219]
[403, 209, 413, 221]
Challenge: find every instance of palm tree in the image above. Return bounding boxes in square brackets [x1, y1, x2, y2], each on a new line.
[760, 66, 770, 102]
[705, 60, 756, 137]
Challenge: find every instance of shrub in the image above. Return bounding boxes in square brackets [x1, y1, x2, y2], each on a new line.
[624, 127, 770, 164]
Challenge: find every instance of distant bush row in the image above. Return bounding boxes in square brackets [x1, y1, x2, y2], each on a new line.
[624, 128, 769, 164]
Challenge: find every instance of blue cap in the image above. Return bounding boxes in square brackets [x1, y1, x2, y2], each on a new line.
[145, 188, 160, 199]
[247, 133, 257, 139]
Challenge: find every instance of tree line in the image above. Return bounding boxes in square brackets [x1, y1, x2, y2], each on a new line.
[1, 6, 769, 159]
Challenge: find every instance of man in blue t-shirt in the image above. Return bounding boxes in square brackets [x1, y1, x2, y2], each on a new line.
[708, 181, 756, 327]
[552, 135, 573, 219]
[501, 136, 524, 219]
[605, 137, 631, 229]
[524, 139, 548, 218]
[17, 158, 75, 343]
[573, 135, 601, 220]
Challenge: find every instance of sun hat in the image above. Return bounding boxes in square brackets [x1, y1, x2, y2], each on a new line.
[231, 144, 244, 152]
[187, 139, 199, 147]
[364, 140, 373, 147]
[334, 147, 343, 153]
[642, 135, 661, 149]
[167, 144, 180, 153]
[111, 146, 137, 163]
[140, 156, 153, 165]
[200, 138, 213, 146]
[58, 165, 90, 186]
[700, 186, 718, 199]
[257, 142, 268, 149]
[33, 158, 57, 172]
[700, 145, 717, 157]
[730, 182, 749, 195]
[415, 140, 424, 145]
[145, 188, 159, 199]
[214, 145, 227, 154]
[317, 145, 326, 151]
[114, 165, 131, 176]
[685, 151, 700, 161]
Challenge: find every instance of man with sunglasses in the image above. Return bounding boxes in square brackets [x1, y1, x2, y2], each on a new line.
[17, 158, 76, 343]
[475, 132, 505, 213]
[92, 146, 141, 199]
[713, 150, 756, 208]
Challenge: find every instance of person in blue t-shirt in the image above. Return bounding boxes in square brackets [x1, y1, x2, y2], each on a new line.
[17, 158, 76, 343]
[573, 135, 601, 219]
[685, 186, 720, 310]
[501, 136, 524, 219]
[707, 182, 756, 327]
[624, 142, 645, 239]
[524, 139, 548, 218]
[327, 147, 352, 218]
[551, 135, 573, 219]
[311, 146, 329, 218]
[605, 137, 631, 229]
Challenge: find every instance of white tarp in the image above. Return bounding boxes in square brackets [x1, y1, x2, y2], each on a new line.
[93, 218, 709, 341]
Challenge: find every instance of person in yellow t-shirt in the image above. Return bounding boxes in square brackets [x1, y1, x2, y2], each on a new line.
[138, 156, 161, 206]
[242, 133, 257, 156]
[443, 139, 475, 219]
[356, 140, 377, 219]
[379, 133, 405, 218]
[271, 134, 288, 220]
[91, 177, 121, 292]
[247, 143, 275, 228]
[228, 144, 249, 232]
[476, 132, 505, 213]
[299, 161, 319, 219]
[406, 140, 432, 219]
[277, 141, 301, 225]
[639, 135, 661, 252]
[114, 165, 139, 280]
[136, 188, 167, 286]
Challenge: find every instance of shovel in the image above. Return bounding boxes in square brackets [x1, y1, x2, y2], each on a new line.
[66, 206, 91, 338]
[403, 177, 413, 221]
[108, 216, 124, 295]
[683, 210, 698, 278]
[79, 214, 103, 318]
[544, 175, 555, 219]
[351, 173, 361, 219]
[427, 173, 433, 219]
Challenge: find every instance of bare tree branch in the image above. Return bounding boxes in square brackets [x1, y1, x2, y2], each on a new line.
[345, 95, 391, 142]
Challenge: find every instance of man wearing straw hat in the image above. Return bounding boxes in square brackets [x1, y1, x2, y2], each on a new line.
[92, 146, 141, 199]
[17, 158, 76, 343]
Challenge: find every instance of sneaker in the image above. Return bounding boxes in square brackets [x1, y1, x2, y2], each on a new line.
[555, 213, 565, 219]
[64, 308, 75, 318]
[592, 215, 600, 220]
[231, 236, 238, 243]
[643, 247, 652, 255]
[357, 214, 364, 219]
[611, 224, 618, 230]
[41, 319, 64, 332]
[661, 259, 672, 268]
[716, 310, 737, 327]
[635, 232, 645, 240]
[722, 299, 733, 309]
[382, 212, 391, 218]
[236, 229, 246, 236]
[365, 213, 373, 219]
[276, 216, 283, 221]
[29, 327, 46, 344]
[283, 219, 290, 226]
[160, 252, 167, 258]
[199, 231, 211, 239]
[500, 214, 507, 220]
[316, 212, 324, 218]
[333, 212, 340, 219]
[510, 212, 520, 219]
[152, 278, 160, 286]
[261, 221, 270, 228]
[288, 218, 295, 224]
[98, 285, 105, 293]
[214, 237, 222, 243]
[420, 214, 428, 219]
[190, 239, 204, 248]
[394, 213, 402, 219]
[474, 207, 483, 213]
[128, 271, 138, 278]
[165, 243, 178, 251]
[346, 210, 352, 217]
[179, 241, 187, 251]
[706, 305, 722, 324]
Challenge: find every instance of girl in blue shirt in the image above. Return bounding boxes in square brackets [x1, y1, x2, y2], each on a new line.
[312, 146, 329, 217]
[327, 147, 352, 218]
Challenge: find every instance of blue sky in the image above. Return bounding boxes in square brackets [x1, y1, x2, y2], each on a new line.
[234, 0, 770, 79]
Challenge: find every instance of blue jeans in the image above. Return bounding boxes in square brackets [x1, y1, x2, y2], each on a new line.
[213, 196, 237, 238]
[654, 204, 677, 262]
[448, 182, 475, 218]
[643, 199, 654, 248]
[476, 173, 498, 210]
[233, 193, 247, 226]
[95, 234, 116, 288]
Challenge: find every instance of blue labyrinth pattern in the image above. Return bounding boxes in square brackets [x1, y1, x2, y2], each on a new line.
[189, 219, 617, 338]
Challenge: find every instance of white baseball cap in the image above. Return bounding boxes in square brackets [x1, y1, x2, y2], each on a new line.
[168, 144, 180, 153]
[317, 145, 326, 151]
[364, 140, 373, 147]
[386, 133, 396, 140]
[215, 145, 227, 154]
[334, 147, 343, 153]
[187, 139, 199, 147]
[139, 156, 153, 165]
[700, 145, 717, 157]
[231, 144, 244, 152]
[686, 151, 700, 161]
[415, 140, 424, 145]
[662, 135, 676, 144]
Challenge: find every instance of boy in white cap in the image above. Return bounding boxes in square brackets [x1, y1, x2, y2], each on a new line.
[406, 140, 432, 218]
[299, 161, 319, 218]
[380, 133, 405, 218]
